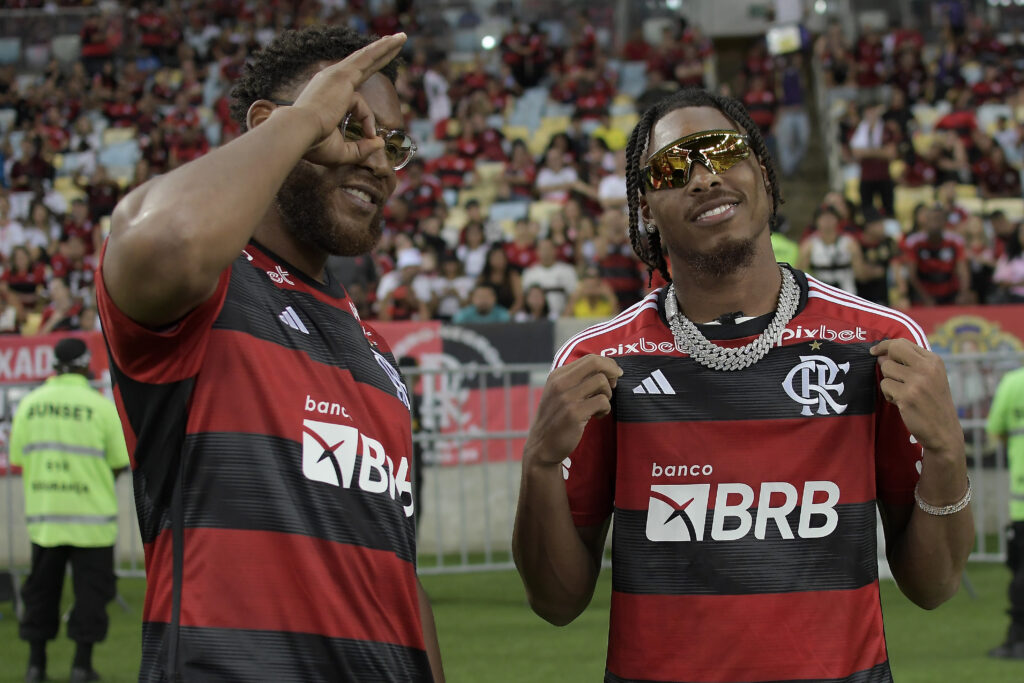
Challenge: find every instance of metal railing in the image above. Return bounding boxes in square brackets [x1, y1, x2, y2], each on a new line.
[1, 354, 1021, 592]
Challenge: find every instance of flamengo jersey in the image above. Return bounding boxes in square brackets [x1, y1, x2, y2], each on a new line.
[556, 267, 924, 683]
[96, 241, 431, 682]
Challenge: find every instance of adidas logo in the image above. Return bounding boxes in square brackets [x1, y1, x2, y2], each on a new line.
[279, 306, 309, 334]
[632, 369, 675, 395]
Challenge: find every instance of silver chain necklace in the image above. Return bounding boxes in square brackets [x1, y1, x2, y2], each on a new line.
[664, 266, 800, 371]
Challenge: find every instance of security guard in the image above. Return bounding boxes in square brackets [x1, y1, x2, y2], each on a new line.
[10, 338, 129, 683]
[988, 364, 1024, 659]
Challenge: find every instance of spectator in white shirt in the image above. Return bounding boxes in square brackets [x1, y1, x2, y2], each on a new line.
[522, 238, 578, 315]
[535, 148, 580, 203]
[0, 193, 26, 262]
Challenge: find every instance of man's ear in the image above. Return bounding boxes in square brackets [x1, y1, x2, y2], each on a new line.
[760, 162, 773, 200]
[640, 196, 653, 225]
[246, 100, 277, 131]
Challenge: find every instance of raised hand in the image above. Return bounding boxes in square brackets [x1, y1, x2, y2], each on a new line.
[285, 33, 407, 166]
[524, 355, 623, 466]
[870, 338, 963, 456]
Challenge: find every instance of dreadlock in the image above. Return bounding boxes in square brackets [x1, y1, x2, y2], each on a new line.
[625, 88, 785, 285]
[229, 25, 400, 131]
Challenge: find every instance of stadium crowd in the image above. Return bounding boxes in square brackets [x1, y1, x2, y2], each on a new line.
[0, 2, 1022, 337]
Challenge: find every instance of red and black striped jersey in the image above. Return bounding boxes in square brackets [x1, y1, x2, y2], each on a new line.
[97, 240, 431, 682]
[555, 267, 924, 683]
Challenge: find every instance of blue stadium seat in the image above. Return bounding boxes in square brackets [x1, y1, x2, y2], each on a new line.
[0, 38, 20, 66]
[618, 61, 648, 98]
[98, 140, 141, 169]
[487, 201, 529, 224]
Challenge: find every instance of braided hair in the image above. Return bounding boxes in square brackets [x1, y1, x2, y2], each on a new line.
[625, 88, 784, 285]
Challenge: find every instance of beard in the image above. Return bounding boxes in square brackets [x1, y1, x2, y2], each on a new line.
[275, 160, 384, 256]
[677, 234, 759, 279]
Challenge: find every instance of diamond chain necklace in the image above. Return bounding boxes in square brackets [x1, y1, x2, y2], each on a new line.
[664, 266, 800, 371]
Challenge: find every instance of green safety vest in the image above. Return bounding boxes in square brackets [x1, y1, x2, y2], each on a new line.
[9, 373, 130, 547]
[770, 233, 800, 268]
[988, 366, 1024, 522]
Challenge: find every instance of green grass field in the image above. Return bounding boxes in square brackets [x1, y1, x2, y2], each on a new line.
[1, 563, 1022, 682]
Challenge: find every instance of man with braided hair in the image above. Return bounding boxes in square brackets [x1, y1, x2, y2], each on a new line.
[98, 27, 443, 681]
[513, 89, 972, 682]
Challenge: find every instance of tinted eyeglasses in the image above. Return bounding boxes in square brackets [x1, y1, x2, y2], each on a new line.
[641, 129, 751, 192]
[270, 101, 418, 171]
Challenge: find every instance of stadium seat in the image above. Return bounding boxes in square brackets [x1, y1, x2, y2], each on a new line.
[984, 197, 1024, 221]
[528, 200, 563, 225]
[98, 140, 141, 170]
[955, 184, 978, 199]
[894, 186, 935, 227]
[54, 176, 86, 204]
[0, 108, 15, 134]
[911, 133, 934, 155]
[618, 61, 648, 98]
[501, 125, 530, 145]
[611, 113, 639, 133]
[487, 201, 529, 224]
[843, 177, 860, 205]
[957, 196, 984, 217]
[102, 127, 138, 147]
[409, 118, 434, 146]
[50, 34, 81, 64]
[911, 105, 943, 133]
[0, 37, 20, 66]
[474, 161, 506, 185]
[23, 43, 50, 70]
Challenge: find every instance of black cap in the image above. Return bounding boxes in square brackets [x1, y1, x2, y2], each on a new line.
[53, 338, 90, 370]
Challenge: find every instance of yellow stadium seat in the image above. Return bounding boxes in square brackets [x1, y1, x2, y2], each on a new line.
[474, 161, 506, 185]
[528, 200, 563, 225]
[912, 106, 942, 133]
[957, 196, 984, 217]
[955, 184, 978, 199]
[527, 130, 550, 157]
[911, 133, 934, 155]
[984, 197, 1024, 221]
[894, 185, 935, 229]
[497, 218, 516, 238]
[53, 175, 86, 203]
[502, 125, 530, 144]
[102, 127, 137, 146]
[611, 113, 638, 133]
[844, 177, 860, 205]
[889, 160, 906, 181]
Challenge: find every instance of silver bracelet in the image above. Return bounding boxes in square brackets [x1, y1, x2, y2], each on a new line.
[914, 476, 972, 516]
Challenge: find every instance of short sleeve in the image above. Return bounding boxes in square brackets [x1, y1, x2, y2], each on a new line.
[96, 242, 231, 383]
[987, 375, 1011, 439]
[874, 324, 928, 506]
[555, 350, 617, 528]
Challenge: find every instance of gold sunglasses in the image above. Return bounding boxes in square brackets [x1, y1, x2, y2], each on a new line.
[270, 101, 418, 171]
[641, 129, 751, 192]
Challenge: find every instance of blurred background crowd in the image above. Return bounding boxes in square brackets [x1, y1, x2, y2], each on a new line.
[0, 0, 1023, 335]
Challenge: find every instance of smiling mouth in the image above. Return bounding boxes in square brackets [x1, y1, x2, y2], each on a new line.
[695, 202, 738, 222]
[340, 187, 374, 204]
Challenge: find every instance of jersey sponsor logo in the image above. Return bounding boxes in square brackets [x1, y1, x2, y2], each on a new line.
[600, 337, 676, 357]
[779, 324, 868, 343]
[278, 306, 309, 334]
[782, 354, 850, 416]
[645, 481, 840, 542]
[301, 418, 413, 516]
[305, 394, 351, 419]
[372, 348, 411, 410]
[651, 462, 713, 477]
[267, 265, 295, 285]
[632, 369, 676, 395]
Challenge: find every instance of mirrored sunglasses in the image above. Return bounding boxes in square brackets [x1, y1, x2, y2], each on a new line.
[269, 101, 418, 171]
[641, 130, 751, 192]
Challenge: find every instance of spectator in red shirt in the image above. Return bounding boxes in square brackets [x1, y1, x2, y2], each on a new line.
[1, 245, 47, 313]
[974, 144, 1022, 198]
[504, 218, 538, 271]
[75, 166, 121, 222]
[62, 198, 99, 255]
[902, 204, 972, 306]
[8, 137, 54, 192]
[499, 139, 537, 202]
[622, 28, 651, 62]
[37, 277, 83, 335]
[395, 159, 444, 222]
[426, 139, 474, 190]
[855, 27, 887, 88]
[79, 15, 114, 77]
[49, 234, 96, 301]
[169, 127, 211, 168]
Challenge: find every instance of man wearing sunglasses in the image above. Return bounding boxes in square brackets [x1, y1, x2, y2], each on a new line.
[96, 27, 443, 682]
[515, 89, 972, 683]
